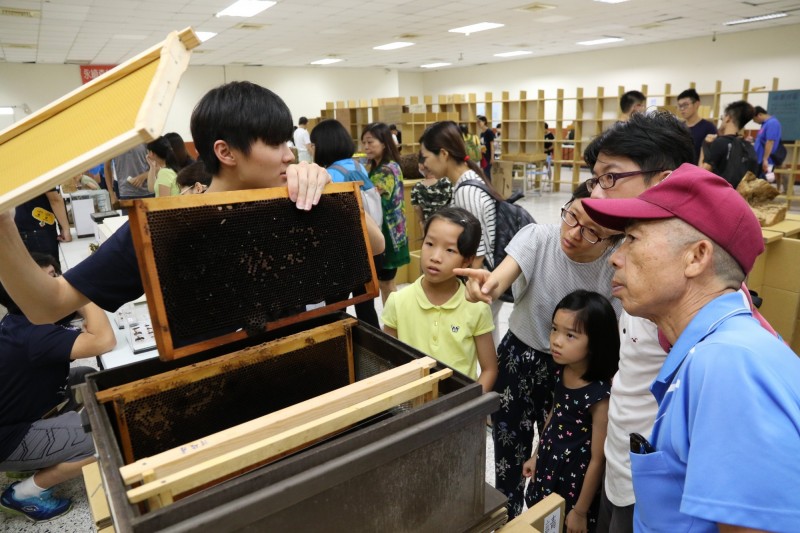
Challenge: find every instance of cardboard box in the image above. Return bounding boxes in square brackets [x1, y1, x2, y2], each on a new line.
[500, 493, 565, 533]
[492, 161, 516, 199]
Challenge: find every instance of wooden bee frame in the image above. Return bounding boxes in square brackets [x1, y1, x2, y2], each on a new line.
[0, 28, 199, 212]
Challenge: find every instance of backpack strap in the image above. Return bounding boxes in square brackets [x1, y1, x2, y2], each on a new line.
[328, 163, 349, 177]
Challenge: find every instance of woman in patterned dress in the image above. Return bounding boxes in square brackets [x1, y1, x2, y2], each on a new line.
[361, 122, 409, 304]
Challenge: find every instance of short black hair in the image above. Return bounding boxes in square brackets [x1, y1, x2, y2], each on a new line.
[423, 206, 482, 259]
[583, 111, 695, 181]
[754, 106, 768, 116]
[176, 161, 212, 188]
[190, 81, 293, 175]
[724, 100, 755, 130]
[0, 252, 59, 315]
[677, 88, 700, 102]
[309, 119, 356, 168]
[552, 290, 620, 382]
[620, 90, 646, 114]
[298, 116, 308, 125]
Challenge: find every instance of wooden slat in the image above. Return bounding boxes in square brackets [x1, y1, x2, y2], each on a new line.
[0, 28, 197, 213]
[119, 356, 438, 484]
[126, 368, 452, 504]
[95, 318, 357, 404]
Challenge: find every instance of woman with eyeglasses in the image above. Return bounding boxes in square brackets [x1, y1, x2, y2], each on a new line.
[455, 181, 623, 520]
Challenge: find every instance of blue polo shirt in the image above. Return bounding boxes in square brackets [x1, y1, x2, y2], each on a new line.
[754, 116, 782, 166]
[631, 291, 800, 532]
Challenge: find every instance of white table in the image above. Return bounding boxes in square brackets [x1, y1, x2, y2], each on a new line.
[97, 311, 159, 369]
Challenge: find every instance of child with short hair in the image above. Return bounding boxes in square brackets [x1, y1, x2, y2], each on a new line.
[522, 290, 620, 532]
[382, 206, 497, 392]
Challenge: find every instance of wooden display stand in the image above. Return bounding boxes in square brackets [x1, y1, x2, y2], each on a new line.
[499, 493, 565, 533]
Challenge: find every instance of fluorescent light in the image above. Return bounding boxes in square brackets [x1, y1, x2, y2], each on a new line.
[373, 42, 415, 50]
[494, 50, 533, 58]
[420, 62, 451, 69]
[310, 58, 343, 65]
[196, 32, 217, 42]
[448, 22, 504, 35]
[594, 0, 629, 3]
[216, 0, 276, 18]
[0, 107, 13, 115]
[577, 37, 624, 46]
[724, 12, 787, 26]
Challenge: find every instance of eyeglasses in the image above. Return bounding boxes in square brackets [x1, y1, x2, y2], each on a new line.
[586, 169, 666, 191]
[561, 206, 603, 244]
[677, 102, 695, 110]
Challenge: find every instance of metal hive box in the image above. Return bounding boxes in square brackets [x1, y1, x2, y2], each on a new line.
[81, 184, 505, 532]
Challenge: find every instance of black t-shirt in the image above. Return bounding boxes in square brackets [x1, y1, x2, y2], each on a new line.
[0, 313, 79, 459]
[481, 129, 496, 160]
[14, 191, 58, 234]
[689, 119, 717, 163]
[63, 221, 144, 312]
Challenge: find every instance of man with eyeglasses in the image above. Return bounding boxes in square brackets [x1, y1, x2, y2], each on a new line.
[676, 88, 717, 164]
[584, 111, 777, 533]
[583, 111, 694, 533]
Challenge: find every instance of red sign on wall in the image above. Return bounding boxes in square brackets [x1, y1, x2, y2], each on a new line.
[79, 65, 117, 84]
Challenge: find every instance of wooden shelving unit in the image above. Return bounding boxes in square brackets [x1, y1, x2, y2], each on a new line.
[315, 78, 784, 192]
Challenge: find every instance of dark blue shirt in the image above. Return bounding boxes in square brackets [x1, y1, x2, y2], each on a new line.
[0, 314, 80, 460]
[63, 221, 144, 312]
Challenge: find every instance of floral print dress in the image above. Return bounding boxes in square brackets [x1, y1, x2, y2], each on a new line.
[524, 367, 610, 532]
[369, 160, 409, 269]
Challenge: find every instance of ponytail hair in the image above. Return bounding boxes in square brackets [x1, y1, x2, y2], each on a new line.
[419, 121, 503, 200]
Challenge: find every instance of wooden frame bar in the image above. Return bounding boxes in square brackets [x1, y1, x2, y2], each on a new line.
[95, 318, 358, 405]
[124, 183, 379, 360]
[125, 365, 453, 505]
[119, 356, 438, 485]
[0, 28, 198, 212]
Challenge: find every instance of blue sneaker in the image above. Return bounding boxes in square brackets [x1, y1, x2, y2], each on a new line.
[0, 482, 72, 523]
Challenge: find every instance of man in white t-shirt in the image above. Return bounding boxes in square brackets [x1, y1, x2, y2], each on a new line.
[582, 111, 695, 533]
[293, 116, 312, 163]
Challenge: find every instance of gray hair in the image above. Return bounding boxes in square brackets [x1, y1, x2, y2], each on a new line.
[663, 219, 745, 287]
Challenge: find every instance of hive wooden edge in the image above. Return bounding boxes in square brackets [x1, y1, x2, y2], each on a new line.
[0, 27, 198, 213]
[94, 317, 360, 404]
[124, 367, 453, 505]
[118, 355, 439, 485]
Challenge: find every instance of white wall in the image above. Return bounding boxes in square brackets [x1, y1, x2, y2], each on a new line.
[420, 24, 800, 116]
[1, 23, 798, 138]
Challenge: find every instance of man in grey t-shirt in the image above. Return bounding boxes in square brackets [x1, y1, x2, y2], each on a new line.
[104, 144, 151, 204]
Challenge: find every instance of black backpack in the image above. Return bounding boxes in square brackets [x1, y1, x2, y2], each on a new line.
[456, 179, 535, 302]
[718, 136, 758, 188]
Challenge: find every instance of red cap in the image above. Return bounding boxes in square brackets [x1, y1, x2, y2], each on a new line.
[582, 163, 764, 274]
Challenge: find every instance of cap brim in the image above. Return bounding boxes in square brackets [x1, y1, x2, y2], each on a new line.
[581, 197, 676, 232]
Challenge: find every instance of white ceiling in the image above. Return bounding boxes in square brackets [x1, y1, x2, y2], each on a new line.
[0, 0, 798, 71]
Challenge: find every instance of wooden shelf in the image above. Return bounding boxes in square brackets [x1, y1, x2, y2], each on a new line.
[314, 78, 781, 191]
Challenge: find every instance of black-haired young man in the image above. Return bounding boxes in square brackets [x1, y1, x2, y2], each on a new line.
[701, 100, 758, 187]
[677, 88, 717, 163]
[619, 90, 646, 122]
[0, 81, 335, 324]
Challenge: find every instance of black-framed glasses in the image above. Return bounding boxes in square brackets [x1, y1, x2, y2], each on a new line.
[561, 206, 603, 244]
[586, 169, 666, 191]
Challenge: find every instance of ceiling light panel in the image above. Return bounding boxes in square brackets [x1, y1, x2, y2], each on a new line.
[216, 0, 276, 18]
[577, 37, 624, 46]
[724, 13, 787, 26]
[373, 42, 415, 50]
[494, 51, 533, 57]
[421, 62, 451, 68]
[448, 22, 504, 35]
[310, 58, 343, 65]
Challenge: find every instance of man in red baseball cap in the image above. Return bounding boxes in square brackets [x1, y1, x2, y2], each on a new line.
[582, 164, 800, 532]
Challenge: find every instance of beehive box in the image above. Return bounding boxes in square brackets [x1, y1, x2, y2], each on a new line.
[80, 184, 503, 532]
